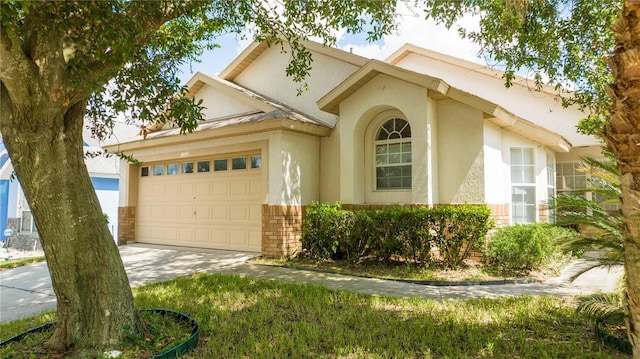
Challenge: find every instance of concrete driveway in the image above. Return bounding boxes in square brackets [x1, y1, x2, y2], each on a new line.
[0, 244, 258, 323]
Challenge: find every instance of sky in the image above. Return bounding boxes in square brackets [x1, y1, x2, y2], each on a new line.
[177, 2, 484, 85]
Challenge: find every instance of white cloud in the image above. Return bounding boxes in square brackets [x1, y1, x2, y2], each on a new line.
[337, 2, 483, 64]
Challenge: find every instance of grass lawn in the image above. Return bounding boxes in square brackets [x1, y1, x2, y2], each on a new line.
[0, 256, 45, 271]
[1, 273, 628, 358]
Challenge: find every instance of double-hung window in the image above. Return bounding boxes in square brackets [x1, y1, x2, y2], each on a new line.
[510, 147, 536, 224]
[375, 118, 412, 190]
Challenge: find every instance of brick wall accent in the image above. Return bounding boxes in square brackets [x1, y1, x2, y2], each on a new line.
[538, 203, 549, 223]
[262, 204, 303, 258]
[118, 206, 136, 245]
[486, 204, 510, 228]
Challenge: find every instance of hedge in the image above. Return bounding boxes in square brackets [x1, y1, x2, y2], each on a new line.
[301, 202, 494, 268]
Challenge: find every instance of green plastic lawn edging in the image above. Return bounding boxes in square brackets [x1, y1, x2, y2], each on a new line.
[595, 320, 633, 355]
[0, 308, 200, 358]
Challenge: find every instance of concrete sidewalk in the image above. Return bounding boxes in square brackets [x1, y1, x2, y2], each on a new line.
[0, 244, 624, 323]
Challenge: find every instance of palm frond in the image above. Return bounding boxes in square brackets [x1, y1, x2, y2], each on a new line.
[577, 292, 626, 324]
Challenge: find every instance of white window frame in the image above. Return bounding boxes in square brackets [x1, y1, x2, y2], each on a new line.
[510, 147, 537, 224]
[374, 118, 412, 190]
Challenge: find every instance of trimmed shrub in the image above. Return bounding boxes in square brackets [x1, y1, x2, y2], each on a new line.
[301, 202, 353, 260]
[484, 223, 577, 270]
[302, 202, 494, 267]
[342, 210, 376, 262]
[430, 205, 494, 268]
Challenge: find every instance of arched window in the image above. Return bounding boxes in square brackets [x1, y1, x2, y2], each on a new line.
[375, 118, 411, 189]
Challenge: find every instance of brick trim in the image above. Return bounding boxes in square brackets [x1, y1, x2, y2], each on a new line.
[261, 204, 303, 258]
[117, 206, 135, 245]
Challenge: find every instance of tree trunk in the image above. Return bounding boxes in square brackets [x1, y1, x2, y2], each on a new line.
[605, 2, 640, 357]
[1, 99, 141, 357]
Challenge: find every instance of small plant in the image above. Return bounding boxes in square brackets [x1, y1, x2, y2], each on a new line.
[484, 223, 578, 271]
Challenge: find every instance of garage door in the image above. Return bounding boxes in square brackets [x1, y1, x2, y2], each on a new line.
[136, 152, 263, 252]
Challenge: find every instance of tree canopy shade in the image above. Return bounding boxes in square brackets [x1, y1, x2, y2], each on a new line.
[0, 1, 396, 357]
[424, 1, 640, 357]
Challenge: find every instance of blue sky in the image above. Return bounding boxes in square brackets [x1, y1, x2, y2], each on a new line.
[177, 2, 482, 85]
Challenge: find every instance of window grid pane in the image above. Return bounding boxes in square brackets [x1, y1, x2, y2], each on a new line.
[153, 165, 164, 176]
[214, 159, 228, 172]
[232, 157, 246, 170]
[510, 147, 536, 224]
[182, 162, 194, 174]
[197, 161, 210, 173]
[167, 163, 179, 175]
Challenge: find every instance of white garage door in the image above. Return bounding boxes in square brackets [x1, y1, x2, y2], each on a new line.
[136, 152, 263, 252]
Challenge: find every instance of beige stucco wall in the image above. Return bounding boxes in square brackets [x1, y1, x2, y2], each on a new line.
[483, 122, 509, 205]
[324, 73, 434, 205]
[233, 45, 359, 127]
[271, 131, 320, 206]
[436, 99, 485, 203]
[393, 53, 597, 148]
[194, 85, 257, 120]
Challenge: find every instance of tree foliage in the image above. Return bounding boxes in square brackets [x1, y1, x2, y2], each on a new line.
[0, 1, 398, 356]
[424, 0, 621, 135]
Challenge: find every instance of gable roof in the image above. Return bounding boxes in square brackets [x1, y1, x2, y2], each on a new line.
[187, 72, 331, 127]
[219, 40, 370, 81]
[386, 44, 565, 97]
[105, 72, 333, 152]
[318, 59, 571, 152]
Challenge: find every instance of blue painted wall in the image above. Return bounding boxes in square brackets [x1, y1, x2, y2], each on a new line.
[0, 180, 8, 240]
[91, 177, 119, 191]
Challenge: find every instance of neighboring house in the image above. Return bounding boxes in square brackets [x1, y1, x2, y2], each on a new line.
[105, 41, 602, 258]
[0, 122, 138, 244]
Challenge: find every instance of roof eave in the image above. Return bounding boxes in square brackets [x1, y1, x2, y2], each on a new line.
[103, 118, 331, 154]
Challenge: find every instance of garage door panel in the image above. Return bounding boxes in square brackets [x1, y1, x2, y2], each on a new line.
[137, 153, 262, 252]
[211, 230, 228, 245]
[249, 231, 261, 248]
[180, 206, 194, 219]
[194, 228, 211, 244]
[150, 206, 164, 219]
[165, 228, 178, 241]
[212, 205, 228, 220]
[249, 205, 261, 222]
[195, 205, 210, 220]
[196, 182, 211, 198]
[179, 228, 194, 243]
[229, 206, 248, 221]
[180, 183, 194, 197]
[165, 205, 179, 219]
[229, 230, 248, 247]
[249, 179, 262, 196]
[212, 182, 228, 196]
[230, 180, 248, 196]
[165, 183, 179, 198]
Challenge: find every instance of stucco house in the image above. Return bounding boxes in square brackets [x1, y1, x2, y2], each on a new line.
[0, 123, 138, 245]
[106, 41, 601, 258]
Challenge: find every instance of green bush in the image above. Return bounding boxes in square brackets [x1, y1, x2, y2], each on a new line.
[342, 210, 375, 261]
[430, 205, 493, 268]
[302, 203, 494, 267]
[301, 202, 353, 260]
[484, 223, 577, 270]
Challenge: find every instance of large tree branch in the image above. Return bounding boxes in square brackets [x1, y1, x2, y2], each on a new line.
[76, 0, 204, 98]
[0, 23, 37, 104]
